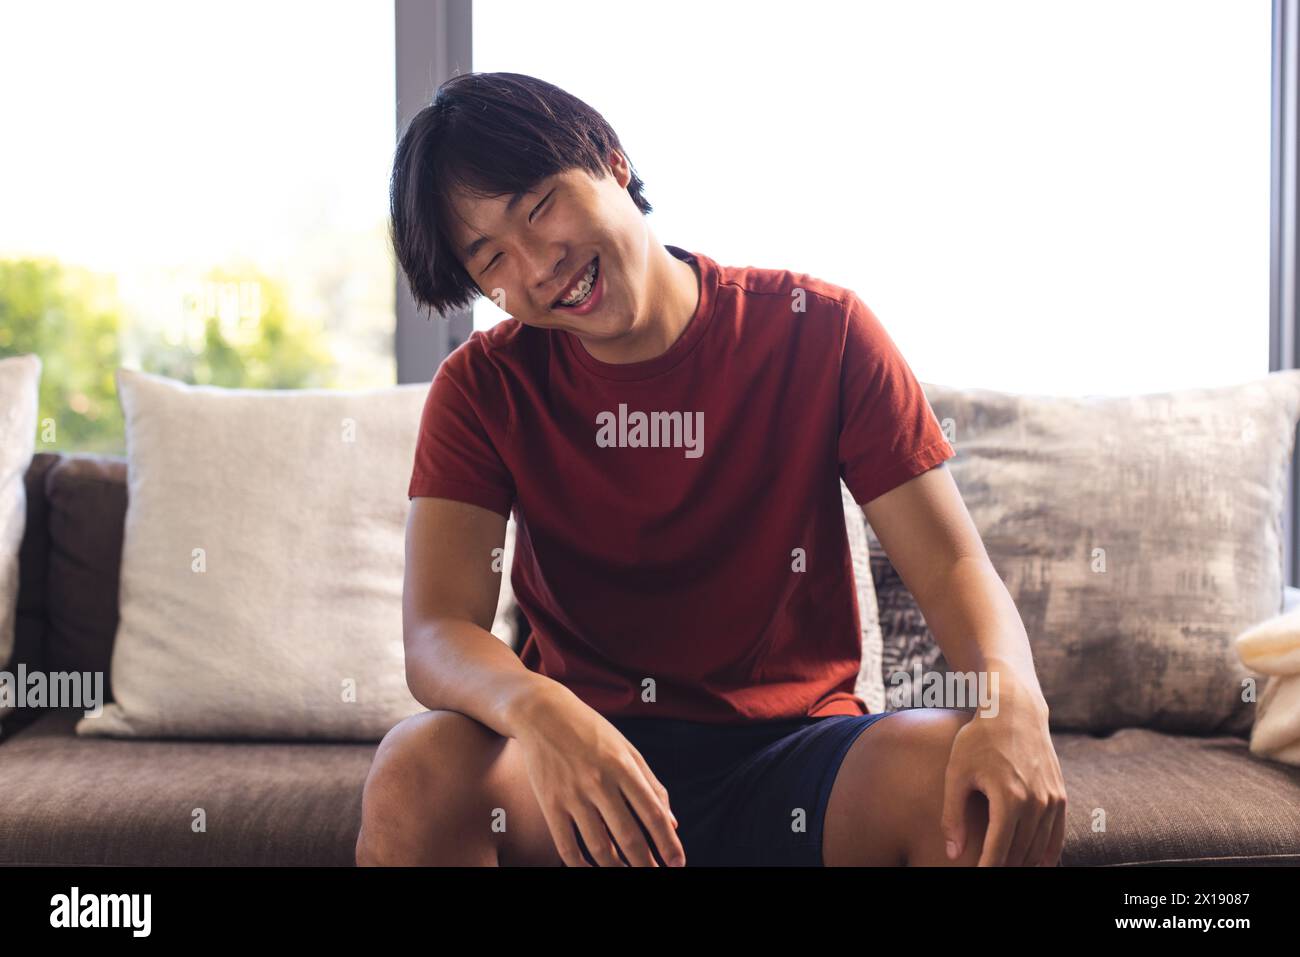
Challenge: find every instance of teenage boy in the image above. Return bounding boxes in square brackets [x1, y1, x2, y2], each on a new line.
[357, 72, 1067, 867]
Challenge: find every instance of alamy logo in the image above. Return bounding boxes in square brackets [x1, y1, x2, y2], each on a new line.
[0, 665, 103, 717]
[595, 403, 703, 458]
[50, 886, 151, 936]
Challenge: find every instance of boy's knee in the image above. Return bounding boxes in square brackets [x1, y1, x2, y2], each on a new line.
[356, 710, 495, 865]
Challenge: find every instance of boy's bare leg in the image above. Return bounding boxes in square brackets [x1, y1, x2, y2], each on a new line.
[358, 705, 993, 867]
[823, 707, 990, 866]
[356, 709, 566, 866]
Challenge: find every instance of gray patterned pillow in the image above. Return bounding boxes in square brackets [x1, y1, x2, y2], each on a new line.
[868, 370, 1300, 735]
[869, 543, 951, 711]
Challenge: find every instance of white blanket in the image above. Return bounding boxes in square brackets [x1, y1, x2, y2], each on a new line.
[1235, 602, 1300, 764]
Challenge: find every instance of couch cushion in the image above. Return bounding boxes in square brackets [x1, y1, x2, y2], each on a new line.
[1055, 727, 1300, 865]
[5, 707, 1297, 866]
[0, 708, 374, 865]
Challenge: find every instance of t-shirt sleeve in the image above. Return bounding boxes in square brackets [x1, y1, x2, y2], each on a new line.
[408, 363, 516, 519]
[838, 291, 955, 506]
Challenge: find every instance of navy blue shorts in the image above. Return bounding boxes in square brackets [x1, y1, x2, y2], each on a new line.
[573, 711, 896, 867]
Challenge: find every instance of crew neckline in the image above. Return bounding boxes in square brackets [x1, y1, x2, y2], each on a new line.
[560, 244, 718, 382]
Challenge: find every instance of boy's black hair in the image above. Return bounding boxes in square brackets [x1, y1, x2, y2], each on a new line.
[389, 71, 653, 319]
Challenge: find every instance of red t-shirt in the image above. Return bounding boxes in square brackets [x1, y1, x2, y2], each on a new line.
[408, 244, 955, 723]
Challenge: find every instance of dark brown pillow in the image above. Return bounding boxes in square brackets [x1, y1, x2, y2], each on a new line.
[43, 453, 128, 694]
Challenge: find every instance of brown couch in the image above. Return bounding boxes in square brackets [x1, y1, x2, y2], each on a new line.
[2, 451, 1299, 866]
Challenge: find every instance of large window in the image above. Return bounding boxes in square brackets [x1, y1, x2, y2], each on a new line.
[1, 0, 1276, 459]
[471, 0, 1272, 396]
[0, 0, 396, 453]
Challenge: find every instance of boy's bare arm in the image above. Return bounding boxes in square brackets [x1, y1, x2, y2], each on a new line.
[861, 465, 1066, 866]
[402, 496, 684, 866]
[402, 496, 553, 737]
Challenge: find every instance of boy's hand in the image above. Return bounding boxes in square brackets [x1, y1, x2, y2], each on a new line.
[512, 686, 686, 867]
[941, 677, 1067, 866]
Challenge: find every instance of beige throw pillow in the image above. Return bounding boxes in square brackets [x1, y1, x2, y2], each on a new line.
[0, 353, 40, 672]
[76, 367, 516, 740]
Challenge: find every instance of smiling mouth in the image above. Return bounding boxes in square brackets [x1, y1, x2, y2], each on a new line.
[552, 256, 599, 309]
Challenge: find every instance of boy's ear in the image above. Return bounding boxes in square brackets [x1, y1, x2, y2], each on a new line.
[607, 149, 631, 186]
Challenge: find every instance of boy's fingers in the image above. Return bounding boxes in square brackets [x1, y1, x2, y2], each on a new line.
[620, 767, 686, 866]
